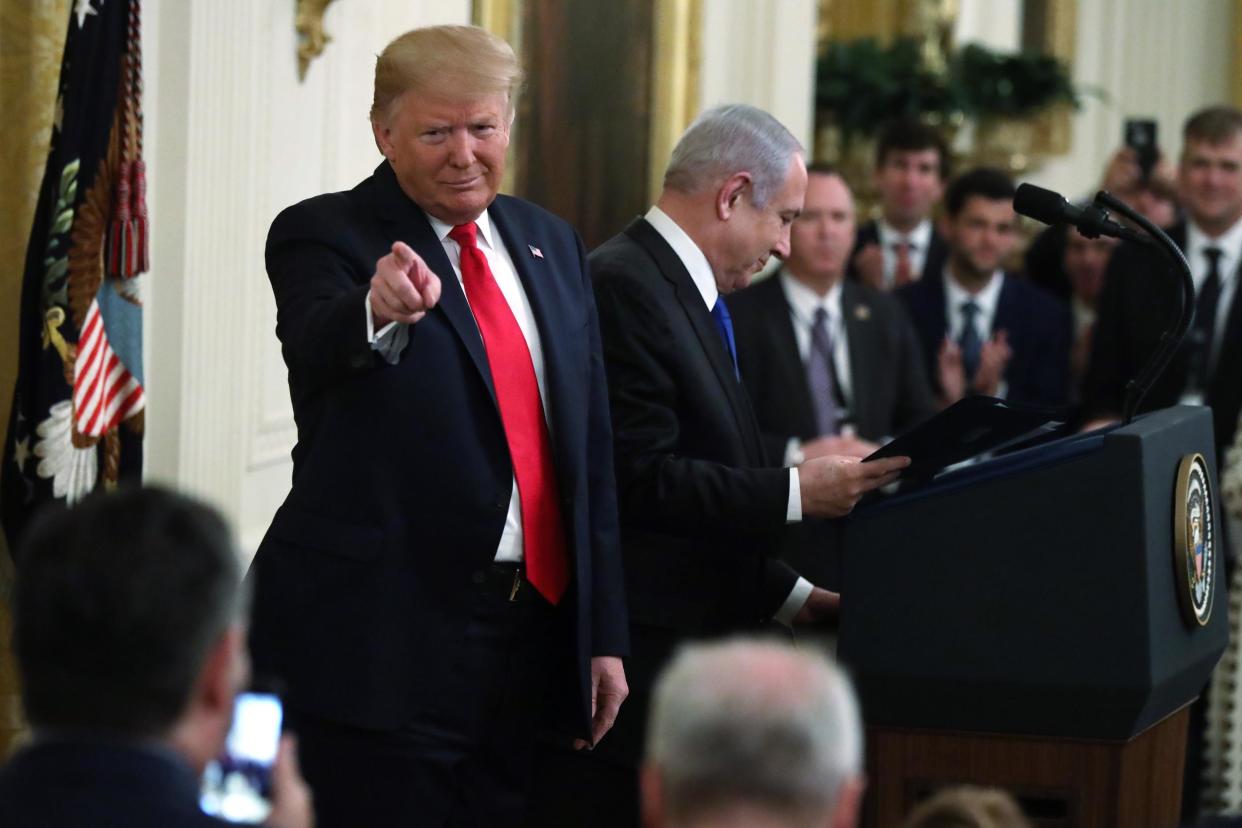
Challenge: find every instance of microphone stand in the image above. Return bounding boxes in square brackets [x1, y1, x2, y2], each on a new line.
[1092, 190, 1196, 424]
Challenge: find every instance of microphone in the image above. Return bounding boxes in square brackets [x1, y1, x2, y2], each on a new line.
[1013, 183, 1151, 245]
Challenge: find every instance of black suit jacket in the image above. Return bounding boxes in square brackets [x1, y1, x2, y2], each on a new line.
[727, 273, 936, 588]
[0, 740, 233, 827]
[586, 218, 799, 762]
[1084, 222, 1242, 453]
[248, 162, 627, 736]
[729, 272, 936, 451]
[848, 219, 950, 286]
[898, 271, 1072, 408]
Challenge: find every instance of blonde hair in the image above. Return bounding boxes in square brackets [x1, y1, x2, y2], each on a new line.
[370, 25, 523, 124]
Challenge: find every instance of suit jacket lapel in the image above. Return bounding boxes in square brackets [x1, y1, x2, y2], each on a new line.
[758, 275, 817, 437]
[489, 197, 574, 466]
[625, 219, 766, 461]
[371, 163, 499, 405]
[841, 281, 875, 428]
[923, 229, 949, 281]
[992, 273, 1021, 337]
[1210, 245, 1242, 399]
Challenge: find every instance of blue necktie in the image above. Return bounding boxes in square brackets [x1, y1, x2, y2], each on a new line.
[710, 298, 739, 379]
[958, 300, 982, 383]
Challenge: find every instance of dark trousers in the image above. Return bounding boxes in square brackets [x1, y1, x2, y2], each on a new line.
[287, 566, 556, 828]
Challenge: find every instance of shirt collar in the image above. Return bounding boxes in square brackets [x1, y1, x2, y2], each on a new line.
[646, 205, 718, 310]
[1186, 216, 1242, 284]
[779, 269, 842, 327]
[428, 209, 497, 250]
[878, 217, 933, 251]
[944, 267, 1004, 317]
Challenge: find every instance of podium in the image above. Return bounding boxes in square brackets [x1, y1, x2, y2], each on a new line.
[839, 406, 1229, 827]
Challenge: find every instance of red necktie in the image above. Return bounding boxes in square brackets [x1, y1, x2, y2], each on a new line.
[449, 222, 568, 604]
[893, 240, 914, 287]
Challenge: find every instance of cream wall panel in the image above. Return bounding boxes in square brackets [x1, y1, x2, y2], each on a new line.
[955, 0, 1022, 50]
[699, 0, 818, 149]
[1027, 0, 1233, 198]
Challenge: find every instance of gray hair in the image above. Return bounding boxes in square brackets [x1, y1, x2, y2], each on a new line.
[646, 638, 863, 826]
[663, 104, 804, 208]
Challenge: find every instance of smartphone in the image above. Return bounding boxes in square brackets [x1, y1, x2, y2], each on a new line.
[1124, 118, 1159, 181]
[200, 688, 283, 823]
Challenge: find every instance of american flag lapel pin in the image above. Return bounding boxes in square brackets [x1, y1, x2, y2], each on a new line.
[528, 244, 544, 260]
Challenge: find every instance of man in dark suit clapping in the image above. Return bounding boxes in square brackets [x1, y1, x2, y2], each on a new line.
[898, 167, 1071, 410]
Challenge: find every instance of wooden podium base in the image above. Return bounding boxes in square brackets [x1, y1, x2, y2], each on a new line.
[863, 707, 1189, 828]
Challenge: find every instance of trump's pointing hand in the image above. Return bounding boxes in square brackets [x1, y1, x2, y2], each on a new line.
[370, 241, 443, 327]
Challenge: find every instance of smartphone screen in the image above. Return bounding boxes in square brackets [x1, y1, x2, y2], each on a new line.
[200, 691, 283, 823]
[1124, 118, 1158, 180]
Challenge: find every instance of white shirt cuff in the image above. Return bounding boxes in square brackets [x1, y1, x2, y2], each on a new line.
[783, 438, 804, 467]
[786, 467, 802, 523]
[774, 576, 814, 626]
[365, 290, 406, 365]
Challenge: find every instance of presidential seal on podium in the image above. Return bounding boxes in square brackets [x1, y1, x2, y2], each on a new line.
[1175, 453, 1216, 627]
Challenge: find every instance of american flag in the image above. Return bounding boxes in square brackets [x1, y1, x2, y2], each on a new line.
[2, 0, 148, 551]
[73, 296, 145, 437]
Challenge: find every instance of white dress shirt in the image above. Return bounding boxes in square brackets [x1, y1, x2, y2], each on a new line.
[645, 206, 813, 623]
[366, 208, 546, 564]
[944, 267, 1007, 399]
[877, 218, 934, 288]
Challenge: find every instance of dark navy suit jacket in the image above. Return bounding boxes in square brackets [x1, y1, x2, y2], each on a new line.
[1084, 222, 1242, 453]
[248, 162, 627, 737]
[897, 270, 1072, 409]
[587, 218, 799, 764]
[0, 740, 233, 827]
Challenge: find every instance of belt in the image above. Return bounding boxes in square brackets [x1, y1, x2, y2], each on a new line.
[475, 563, 542, 604]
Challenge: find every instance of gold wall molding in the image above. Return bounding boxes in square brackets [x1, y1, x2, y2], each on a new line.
[473, 0, 700, 203]
[648, 0, 701, 201]
[1234, 0, 1242, 110]
[295, 0, 338, 82]
[0, 0, 67, 757]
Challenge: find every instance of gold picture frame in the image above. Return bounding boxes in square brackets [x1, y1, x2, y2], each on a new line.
[472, 0, 701, 202]
[816, 0, 1079, 162]
[295, 0, 339, 82]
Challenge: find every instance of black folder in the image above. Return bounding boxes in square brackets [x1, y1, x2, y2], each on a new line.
[864, 395, 1063, 482]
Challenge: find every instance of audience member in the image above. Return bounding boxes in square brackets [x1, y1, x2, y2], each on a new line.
[729, 164, 934, 588]
[1025, 144, 1179, 306]
[902, 786, 1031, 828]
[1099, 145, 1181, 230]
[1084, 106, 1242, 457]
[898, 167, 1071, 409]
[0, 487, 312, 828]
[641, 639, 864, 828]
[1063, 228, 1120, 402]
[849, 118, 951, 290]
